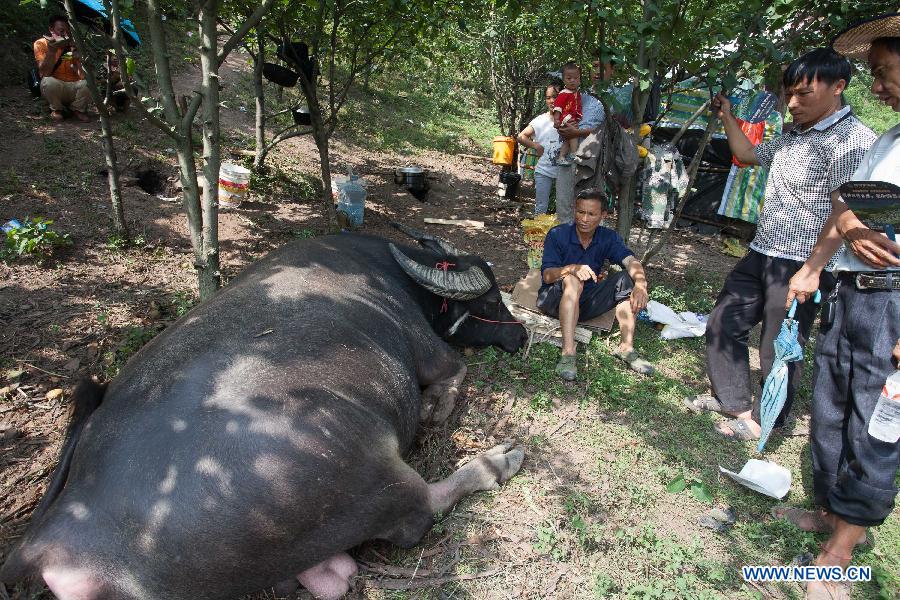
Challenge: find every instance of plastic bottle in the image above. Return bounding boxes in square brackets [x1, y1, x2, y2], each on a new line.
[869, 370, 900, 443]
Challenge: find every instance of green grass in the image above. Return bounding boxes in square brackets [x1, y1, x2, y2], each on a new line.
[456, 269, 898, 599]
[338, 75, 500, 155]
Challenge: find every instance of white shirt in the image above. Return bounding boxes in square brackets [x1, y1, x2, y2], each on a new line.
[832, 122, 900, 272]
[529, 113, 561, 178]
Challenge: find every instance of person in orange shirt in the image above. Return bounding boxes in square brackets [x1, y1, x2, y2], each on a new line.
[33, 15, 91, 122]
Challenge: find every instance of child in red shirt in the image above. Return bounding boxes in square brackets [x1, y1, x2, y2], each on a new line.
[553, 62, 583, 165]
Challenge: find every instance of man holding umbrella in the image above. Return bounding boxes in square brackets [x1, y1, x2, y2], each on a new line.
[33, 15, 91, 122]
[783, 12, 900, 600]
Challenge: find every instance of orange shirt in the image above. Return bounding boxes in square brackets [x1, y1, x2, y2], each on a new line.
[33, 37, 84, 83]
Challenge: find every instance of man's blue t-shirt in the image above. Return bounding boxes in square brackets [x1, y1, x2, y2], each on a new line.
[540, 223, 634, 292]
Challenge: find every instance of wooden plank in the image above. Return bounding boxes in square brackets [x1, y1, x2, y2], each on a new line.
[423, 218, 485, 228]
[456, 153, 493, 162]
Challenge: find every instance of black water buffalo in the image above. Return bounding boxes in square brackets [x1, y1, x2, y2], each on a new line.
[1, 230, 527, 600]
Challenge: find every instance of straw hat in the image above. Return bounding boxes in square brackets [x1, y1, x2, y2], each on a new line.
[832, 12, 900, 59]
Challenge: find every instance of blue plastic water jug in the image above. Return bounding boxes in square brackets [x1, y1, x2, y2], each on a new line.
[337, 181, 366, 227]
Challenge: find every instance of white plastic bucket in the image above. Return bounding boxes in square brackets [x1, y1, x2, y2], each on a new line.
[218, 163, 251, 209]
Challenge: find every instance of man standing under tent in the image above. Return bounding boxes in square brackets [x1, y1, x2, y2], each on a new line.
[685, 48, 876, 441]
[780, 13, 900, 600]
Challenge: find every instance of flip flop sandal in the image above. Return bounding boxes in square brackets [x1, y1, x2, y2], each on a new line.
[716, 418, 759, 441]
[683, 394, 724, 414]
[771, 507, 874, 547]
[555, 355, 577, 381]
[613, 350, 655, 375]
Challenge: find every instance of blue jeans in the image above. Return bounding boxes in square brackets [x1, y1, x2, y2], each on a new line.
[810, 276, 899, 526]
[534, 172, 555, 215]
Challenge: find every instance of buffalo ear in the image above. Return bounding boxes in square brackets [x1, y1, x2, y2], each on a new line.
[389, 244, 490, 300]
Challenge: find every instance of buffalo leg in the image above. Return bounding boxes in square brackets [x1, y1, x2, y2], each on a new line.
[295, 552, 358, 600]
[418, 353, 467, 424]
[428, 442, 524, 514]
[374, 443, 524, 549]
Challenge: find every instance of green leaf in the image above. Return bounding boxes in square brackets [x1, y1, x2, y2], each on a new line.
[125, 57, 135, 76]
[639, 79, 651, 92]
[666, 474, 686, 493]
[690, 482, 713, 503]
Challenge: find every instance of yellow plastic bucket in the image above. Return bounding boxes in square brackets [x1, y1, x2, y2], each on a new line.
[492, 136, 515, 166]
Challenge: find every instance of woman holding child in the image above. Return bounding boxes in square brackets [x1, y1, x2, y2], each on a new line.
[517, 83, 562, 214]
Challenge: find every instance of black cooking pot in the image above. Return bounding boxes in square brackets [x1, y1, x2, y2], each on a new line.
[395, 167, 426, 190]
[292, 105, 311, 126]
[263, 63, 299, 87]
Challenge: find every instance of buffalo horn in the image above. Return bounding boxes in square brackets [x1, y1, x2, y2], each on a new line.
[390, 222, 465, 257]
[389, 244, 491, 300]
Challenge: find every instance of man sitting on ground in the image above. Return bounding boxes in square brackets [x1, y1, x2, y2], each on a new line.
[538, 190, 653, 380]
[33, 15, 91, 122]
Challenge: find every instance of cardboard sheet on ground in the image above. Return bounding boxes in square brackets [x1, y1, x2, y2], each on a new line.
[719, 459, 791, 499]
[511, 269, 616, 332]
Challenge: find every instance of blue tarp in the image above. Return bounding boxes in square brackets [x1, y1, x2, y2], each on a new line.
[71, 0, 142, 46]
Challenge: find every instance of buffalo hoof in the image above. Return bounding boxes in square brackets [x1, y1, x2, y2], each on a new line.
[477, 442, 526, 489]
[297, 552, 358, 600]
[428, 442, 525, 514]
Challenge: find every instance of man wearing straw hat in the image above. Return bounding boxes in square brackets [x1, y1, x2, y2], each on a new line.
[781, 12, 900, 600]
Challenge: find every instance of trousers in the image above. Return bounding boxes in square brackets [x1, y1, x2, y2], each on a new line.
[810, 276, 899, 526]
[41, 77, 91, 113]
[534, 172, 556, 215]
[554, 163, 575, 223]
[705, 250, 834, 424]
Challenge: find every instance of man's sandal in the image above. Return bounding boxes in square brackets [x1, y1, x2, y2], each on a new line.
[715, 418, 759, 441]
[683, 394, 724, 414]
[771, 507, 873, 547]
[555, 355, 577, 381]
[613, 350, 655, 375]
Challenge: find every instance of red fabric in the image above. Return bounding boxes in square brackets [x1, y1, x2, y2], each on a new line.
[553, 89, 583, 125]
[733, 118, 765, 167]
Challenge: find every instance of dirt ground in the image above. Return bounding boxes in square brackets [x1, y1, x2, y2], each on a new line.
[0, 57, 766, 600]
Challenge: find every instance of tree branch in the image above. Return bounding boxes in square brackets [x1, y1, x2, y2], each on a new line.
[217, 0, 278, 67]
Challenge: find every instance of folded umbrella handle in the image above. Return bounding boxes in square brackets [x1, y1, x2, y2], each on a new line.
[786, 290, 821, 319]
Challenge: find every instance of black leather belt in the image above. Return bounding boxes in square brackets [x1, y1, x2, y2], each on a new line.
[854, 272, 900, 290]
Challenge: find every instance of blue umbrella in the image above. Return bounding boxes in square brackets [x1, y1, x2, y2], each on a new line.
[757, 292, 820, 452]
[68, 0, 142, 47]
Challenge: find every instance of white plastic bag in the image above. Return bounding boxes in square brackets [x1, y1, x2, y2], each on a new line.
[645, 300, 707, 339]
[719, 459, 792, 499]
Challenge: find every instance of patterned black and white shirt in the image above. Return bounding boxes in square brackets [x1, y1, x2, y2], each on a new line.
[751, 106, 876, 264]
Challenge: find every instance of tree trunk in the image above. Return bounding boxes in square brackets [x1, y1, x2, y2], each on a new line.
[197, 0, 222, 299]
[252, 31, 266, 170]
[616, 172, 636, 242]
[617, 0, 659, 242]
[62, 0, 128, 238]
[298, 69, 338, 230]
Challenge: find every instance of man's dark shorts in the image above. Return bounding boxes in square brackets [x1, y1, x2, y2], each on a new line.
[537, 270, 634, 321]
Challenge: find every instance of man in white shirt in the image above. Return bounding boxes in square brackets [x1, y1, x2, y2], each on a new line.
[780, 14, 900, 600]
